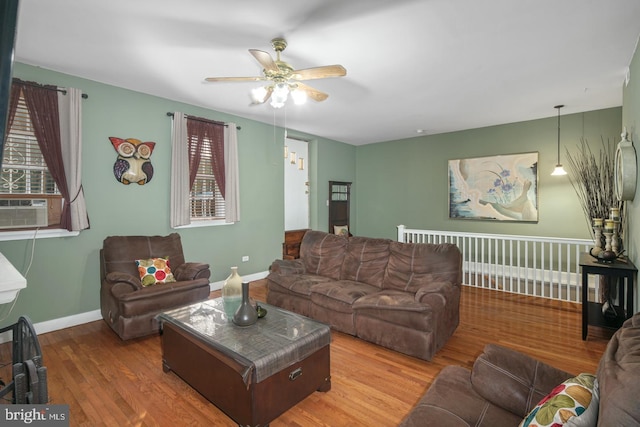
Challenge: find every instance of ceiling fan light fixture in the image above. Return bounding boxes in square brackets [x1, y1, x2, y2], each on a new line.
[250, 86, 268, 103]
[270, 83, 289, 108]
[291, 87, 307, 105]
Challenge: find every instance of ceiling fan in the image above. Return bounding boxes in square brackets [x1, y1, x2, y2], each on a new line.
[205, 38, 347, 108]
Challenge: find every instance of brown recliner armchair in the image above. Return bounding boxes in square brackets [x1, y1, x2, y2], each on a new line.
[100, 233, 211, 340]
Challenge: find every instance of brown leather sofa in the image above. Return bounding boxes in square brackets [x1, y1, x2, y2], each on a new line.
[399, 313, 640, 426]
[100, 233, 211, 340]
[267, 230, 462, 361]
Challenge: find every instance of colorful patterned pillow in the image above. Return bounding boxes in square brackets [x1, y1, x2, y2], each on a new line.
[135, 257, 176, 286]
[519, 373, 599, 427]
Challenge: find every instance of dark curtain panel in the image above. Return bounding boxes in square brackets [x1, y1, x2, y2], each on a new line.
[5, 80, 21, 140]
[18, 80, 72, 230]
[186, 117, 226, 198]
[186, 118, 204, 187]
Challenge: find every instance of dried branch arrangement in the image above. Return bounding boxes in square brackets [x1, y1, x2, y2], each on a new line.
[565, 137, 624, 241]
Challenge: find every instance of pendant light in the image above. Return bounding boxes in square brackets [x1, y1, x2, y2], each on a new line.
[551, 104, 568, 176]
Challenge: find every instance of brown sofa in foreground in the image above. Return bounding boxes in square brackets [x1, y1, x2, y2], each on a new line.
[100, 233, 211, 340]
[400, 312, 640, 426]
[267, 230, 462, 361]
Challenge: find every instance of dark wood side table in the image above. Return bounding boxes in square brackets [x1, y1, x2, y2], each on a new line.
[579, 252, 637, 340]
[283, 229, 309, 260]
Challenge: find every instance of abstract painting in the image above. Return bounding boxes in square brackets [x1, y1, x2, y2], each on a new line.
[448, 152, 538, 221]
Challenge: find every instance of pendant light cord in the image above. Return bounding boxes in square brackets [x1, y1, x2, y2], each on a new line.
[555, 104, 564, 164]
[557, 108, 561, 163]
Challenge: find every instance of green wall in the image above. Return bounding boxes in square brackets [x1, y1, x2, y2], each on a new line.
[0, 63, 349, 327]
[284, 130, 356, 233]
[312, 138, 357, 233]
[355, 108, 622, 240]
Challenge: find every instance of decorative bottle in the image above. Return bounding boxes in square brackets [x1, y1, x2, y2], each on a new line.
[222, 266, 242, 319]
[233, 282, 258, 327]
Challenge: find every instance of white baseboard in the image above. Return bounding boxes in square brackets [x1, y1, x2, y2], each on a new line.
[34, 310, 103, 335]
[208, 270, 269, 291]
[28, 270, 270, 337]
[0, 309, 104, 344]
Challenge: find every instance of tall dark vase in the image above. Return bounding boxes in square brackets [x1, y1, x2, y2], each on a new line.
[232, 282, 257, 327]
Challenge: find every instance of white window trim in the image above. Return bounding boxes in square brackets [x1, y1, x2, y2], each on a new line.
[172, 218, 233, 229]
[0, 228, 79, 242]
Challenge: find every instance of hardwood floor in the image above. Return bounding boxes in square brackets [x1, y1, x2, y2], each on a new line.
[3, 281, 612, 426]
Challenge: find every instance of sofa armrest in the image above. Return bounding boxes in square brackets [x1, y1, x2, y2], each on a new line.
[105, 271, 142, 291]
[173, 262, 211, 281]
[414, 281, 456, 309]
[269, 259, 306, 275]
[471, 344, 573, 417]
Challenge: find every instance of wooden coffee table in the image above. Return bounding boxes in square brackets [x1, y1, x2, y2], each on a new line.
[158, 298, 331, 426]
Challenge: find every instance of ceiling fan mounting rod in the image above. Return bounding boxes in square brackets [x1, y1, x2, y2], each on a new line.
[264, 38, 293, 81]
[271, 38, 287, 53]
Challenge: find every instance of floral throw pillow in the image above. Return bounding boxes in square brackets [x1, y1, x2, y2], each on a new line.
[135, 257, 176, 286]
[519, 373, 599, 427]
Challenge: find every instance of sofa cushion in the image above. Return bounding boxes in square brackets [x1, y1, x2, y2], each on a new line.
[340, 236, 391, 288]
[519, 373, 598, 427]
[596, 314, 640, 426]
[310, 280, 380, 314]
[398, 365, 523, 427]
[117, 279, 209, 317]
[267, 273, 334, 298]
[299, 230, 348, 280]
[383, 242, 461, 293]
[353, 290, 433, 330]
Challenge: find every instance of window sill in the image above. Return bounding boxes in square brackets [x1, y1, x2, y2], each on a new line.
[172, 219, 234, 229]
[0, 228, 80, 242]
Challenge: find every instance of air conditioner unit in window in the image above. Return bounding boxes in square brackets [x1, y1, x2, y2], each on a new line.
[0, 199, 48, 229]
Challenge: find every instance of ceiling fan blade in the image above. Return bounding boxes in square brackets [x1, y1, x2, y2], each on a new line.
[291, 65, 347, 81]
[205, 76, 264, 82]
[296, 83, 329, 102]
[249, 49, 279, 73]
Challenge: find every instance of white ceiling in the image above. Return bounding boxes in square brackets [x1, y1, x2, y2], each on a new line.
[13, 0, 640, 145]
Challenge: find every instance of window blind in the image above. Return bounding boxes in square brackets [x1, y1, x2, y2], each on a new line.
[1, 91, 58, 195]
[189, 134, 225, 219]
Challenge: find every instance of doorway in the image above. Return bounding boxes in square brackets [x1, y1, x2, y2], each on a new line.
[284, 137, 309, 231]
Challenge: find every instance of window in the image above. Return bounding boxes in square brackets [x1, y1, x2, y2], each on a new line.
[0, 78, 88, 237]
[190, 138, 225, 220]
[1, 88, 62, 227]
[170, 112, 239, 228]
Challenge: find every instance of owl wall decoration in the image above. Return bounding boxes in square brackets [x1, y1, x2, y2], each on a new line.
[109, 137, 155, 185]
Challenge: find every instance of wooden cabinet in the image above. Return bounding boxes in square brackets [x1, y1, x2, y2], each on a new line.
[283, 229, 309, 260]
[329, 181, 351, 235]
